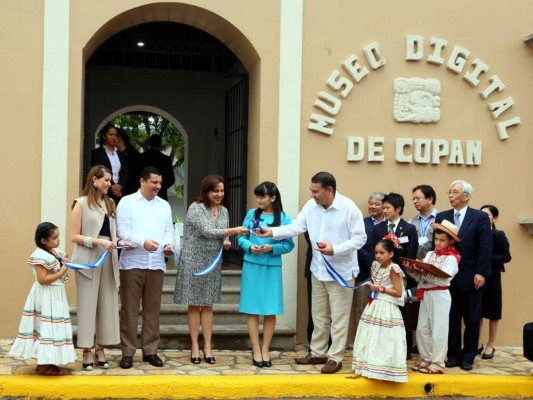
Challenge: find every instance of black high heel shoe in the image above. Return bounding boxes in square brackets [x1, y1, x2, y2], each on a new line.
[191, 350, 201, 364]
[82, 349, 94, 371]
[477, 344, 484, 355]
[252, 351, 263, 368]
[261, 351, 272, 367]
[95, 348, 109, 369]
[203, 348, 216, 365]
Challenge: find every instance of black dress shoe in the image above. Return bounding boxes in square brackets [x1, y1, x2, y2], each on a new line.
[252, 358, 264, 368]
[445, 358, 460, 368]
[143, 354, 164, 367]
[482, 348, 495, 360]
[191, 351, 201, 364]
[262, 359, 272, 368]
[460, 362, 473, 371]
[203, 349, 215, 365]
[119, 356, 133, 369]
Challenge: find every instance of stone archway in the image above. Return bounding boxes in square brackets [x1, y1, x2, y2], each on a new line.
[82, 5, 259, 218]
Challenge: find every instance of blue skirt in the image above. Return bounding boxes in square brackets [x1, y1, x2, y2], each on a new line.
[239, 261, 283, 315]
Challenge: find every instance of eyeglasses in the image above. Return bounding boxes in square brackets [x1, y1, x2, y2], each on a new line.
[412, 196, 424, 201]
[447, 190, 466, 195]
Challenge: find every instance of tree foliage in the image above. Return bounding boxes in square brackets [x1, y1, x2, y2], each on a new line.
[112, 112, 185, 168]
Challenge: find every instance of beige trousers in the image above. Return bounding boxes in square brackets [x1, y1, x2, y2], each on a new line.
[75, 252, 120, 348]
[310, 274, 354, 363]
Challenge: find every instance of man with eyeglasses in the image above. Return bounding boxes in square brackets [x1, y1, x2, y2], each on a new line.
[409, 185, 438, 261]
[435, 180, 492, 371]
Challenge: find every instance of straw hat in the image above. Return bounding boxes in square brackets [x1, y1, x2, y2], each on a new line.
[431, 220, 461, 242]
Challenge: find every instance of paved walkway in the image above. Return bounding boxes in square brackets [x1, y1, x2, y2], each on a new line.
[1, 340, 532, 399]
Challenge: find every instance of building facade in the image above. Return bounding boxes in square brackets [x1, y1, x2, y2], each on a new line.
[1, 0, 532, 345]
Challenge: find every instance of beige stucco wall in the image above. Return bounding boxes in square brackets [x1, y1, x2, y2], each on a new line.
[0, 1, 45, 336]
[295, 0, 533, 345]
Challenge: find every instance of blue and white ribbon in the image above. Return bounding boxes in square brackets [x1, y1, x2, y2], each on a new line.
[193, 246, 224, 276]
[320, 253, 370, 290]
[66, 245, 129, 270]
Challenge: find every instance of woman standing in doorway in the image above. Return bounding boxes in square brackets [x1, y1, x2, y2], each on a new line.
[174, 175, 248, 364]
[91, 124, 129, 203]
[238, 182, 294, 367]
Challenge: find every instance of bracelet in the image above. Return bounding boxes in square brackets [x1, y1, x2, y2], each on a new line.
[83, 236, 93, 248]
[378, 285, 386, 293]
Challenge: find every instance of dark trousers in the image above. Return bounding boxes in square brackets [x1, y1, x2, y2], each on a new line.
[120, 269, 164, 356]
[447, 285, 483, 364]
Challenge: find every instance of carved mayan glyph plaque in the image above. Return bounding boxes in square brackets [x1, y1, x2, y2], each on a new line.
[393, 77, 441, 123]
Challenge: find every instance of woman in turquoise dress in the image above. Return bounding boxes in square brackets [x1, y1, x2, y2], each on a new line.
[238, 182, 294, 368]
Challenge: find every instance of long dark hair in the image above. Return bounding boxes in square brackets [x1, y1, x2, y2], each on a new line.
[376, 238, 396, 255]
[480, 204, 499, 229]
[253, 181, 284, 227]
[35, 222, 58, 251]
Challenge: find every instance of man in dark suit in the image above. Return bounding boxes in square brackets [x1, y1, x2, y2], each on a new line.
[139, 135, 175, 201]
[371, 192, 418, 359]
[436, 180, 492, 371]
[371, 192, 418, 266]
[355, 192, 385, 331]
[357, 192, 386, 282]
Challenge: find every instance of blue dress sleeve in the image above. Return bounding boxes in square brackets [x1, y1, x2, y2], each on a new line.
[237, 209, 255, 253]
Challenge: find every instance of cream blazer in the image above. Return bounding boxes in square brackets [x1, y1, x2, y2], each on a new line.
[71, 196, 120, 287]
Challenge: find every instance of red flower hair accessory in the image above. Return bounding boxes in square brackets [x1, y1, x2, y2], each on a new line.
[382, 232, 402, 250]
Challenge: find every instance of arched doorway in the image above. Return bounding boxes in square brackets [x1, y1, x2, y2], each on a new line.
[93, 106, 189, 220]
[84, 19, 252, 265]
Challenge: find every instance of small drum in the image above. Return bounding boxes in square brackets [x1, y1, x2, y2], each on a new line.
[401, 296, 420, 331]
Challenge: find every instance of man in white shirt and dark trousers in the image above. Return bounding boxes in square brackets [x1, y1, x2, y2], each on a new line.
[117, 166, 174, 369]
[256, 172, 366, 373]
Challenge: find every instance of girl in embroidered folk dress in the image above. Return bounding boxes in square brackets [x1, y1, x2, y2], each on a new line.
[352, 237, 407, 382]
[10, 222, 77, 375]
[405, 220, 460, 374]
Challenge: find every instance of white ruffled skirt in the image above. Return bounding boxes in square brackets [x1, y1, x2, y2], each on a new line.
[9, 282, 77, 365]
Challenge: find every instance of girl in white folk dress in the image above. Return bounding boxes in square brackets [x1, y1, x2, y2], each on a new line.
[352, 236, 407, 382]
[10, 222, 77, 375]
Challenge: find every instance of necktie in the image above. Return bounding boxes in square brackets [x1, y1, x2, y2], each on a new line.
[388, 223, 394, 233]
[454, 212, 461, 229]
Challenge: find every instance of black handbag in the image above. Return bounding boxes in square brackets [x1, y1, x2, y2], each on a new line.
[523, 322, 533, 361]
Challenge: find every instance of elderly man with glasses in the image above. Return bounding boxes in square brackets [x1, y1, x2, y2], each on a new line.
[435, 180, 492, 371]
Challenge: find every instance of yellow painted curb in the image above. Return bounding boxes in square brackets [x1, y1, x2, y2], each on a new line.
[1, 374, 532, 399]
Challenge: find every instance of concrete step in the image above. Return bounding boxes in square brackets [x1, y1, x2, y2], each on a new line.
[72, 324, 296, 351]
[70, 303, 248, 325]
[163, 269, 242, 286]
[160, 284, 241, 304]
